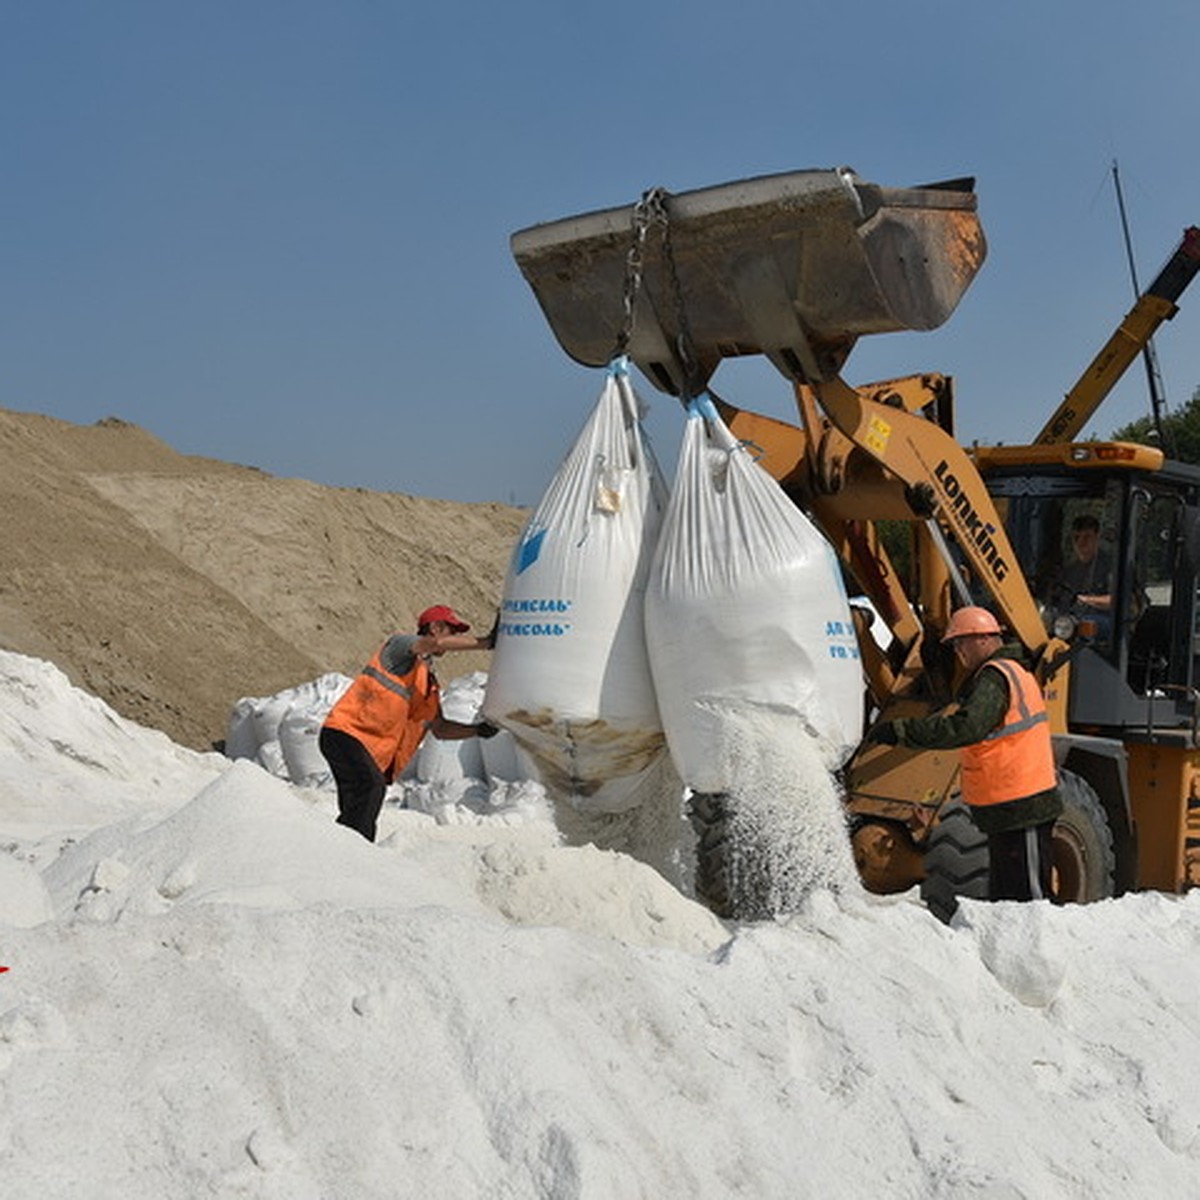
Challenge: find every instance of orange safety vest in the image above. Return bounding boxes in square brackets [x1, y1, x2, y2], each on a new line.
[959, 658, 1056, 807]
[323, 641, 440, 779]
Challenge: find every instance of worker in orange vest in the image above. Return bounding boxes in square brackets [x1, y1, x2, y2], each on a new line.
[868, 605, 1063, 906]
[320, 604, 498, 841]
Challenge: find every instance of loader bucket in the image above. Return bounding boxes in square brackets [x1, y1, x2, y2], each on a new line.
[511, 167, 986, 393]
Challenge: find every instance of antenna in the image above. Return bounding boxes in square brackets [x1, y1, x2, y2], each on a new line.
[1112, 160, 1173, 453]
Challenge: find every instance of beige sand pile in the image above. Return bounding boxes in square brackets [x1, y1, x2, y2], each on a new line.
[0, 407, 525, 750]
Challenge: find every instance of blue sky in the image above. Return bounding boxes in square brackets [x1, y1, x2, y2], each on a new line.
[3, 1, 1198, 504]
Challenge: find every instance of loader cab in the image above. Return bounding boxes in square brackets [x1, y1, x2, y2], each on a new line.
[983, 448, 1200, 735]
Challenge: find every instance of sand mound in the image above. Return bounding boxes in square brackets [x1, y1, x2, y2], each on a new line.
[0, 407, 525, 750]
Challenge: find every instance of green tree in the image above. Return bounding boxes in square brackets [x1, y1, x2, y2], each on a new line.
[1111, 384, 1200, 464]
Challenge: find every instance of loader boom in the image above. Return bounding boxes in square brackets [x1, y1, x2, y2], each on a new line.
[1034, 226, 1200, 445]
[806, 373, 1050, 653]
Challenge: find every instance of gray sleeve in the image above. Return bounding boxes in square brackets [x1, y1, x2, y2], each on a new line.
[378, 634, 419, 676]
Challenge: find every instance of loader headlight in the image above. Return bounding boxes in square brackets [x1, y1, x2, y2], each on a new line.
[1053, 613, 1078, 641]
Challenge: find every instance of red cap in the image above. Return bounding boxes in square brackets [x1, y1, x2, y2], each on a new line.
[418, 604, 470, 633]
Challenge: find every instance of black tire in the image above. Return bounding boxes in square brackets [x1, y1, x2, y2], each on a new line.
[920, 798, 989, 924]
[688, 792, 738, 919]
[1052, 770, 1116, 902]
[687, 792, 783, 922]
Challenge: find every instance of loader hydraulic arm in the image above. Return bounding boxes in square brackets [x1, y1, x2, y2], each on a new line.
[1035, 226, 1200, 446]
[809, 374, 1050, 656]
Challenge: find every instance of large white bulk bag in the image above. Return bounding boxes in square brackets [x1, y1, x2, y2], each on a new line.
[645, 398, 863, 793]
[483, 363, 668, 812]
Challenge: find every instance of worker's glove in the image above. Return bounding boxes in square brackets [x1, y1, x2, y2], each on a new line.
[475, 721, 500, 739]
[482, 610, 500, 650]
[868, 720, 899, 746]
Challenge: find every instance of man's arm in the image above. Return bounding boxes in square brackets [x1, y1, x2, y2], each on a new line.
[421, 631, 495, 654]
[427, 713, 498, 740]
[891, 668, 1009, 750]
[1074, 551, 1113, 611]
[378, 630, 494, 672]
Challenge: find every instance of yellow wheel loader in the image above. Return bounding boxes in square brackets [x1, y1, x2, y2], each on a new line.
[511, 168, 1200, 917]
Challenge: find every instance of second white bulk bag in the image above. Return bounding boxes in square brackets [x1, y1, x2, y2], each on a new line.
[483, 362, 668, 812]
[645, 397, 863, 793]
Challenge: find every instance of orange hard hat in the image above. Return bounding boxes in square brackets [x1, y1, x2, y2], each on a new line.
[941, 606, 1002, 642]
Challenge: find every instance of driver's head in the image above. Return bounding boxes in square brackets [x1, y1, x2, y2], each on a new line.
[1071, 514, 1100, 563]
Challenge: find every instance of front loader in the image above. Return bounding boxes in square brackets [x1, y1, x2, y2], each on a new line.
[511, 167, 1200, 916]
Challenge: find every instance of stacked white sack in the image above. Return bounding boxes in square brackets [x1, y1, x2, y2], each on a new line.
[415, 670, 486, 788]
[644, 400, 864, 793]
[408, 671, 541, 818]
[227, 670, 547, 822]
[226, 672, 352, 787]
[483, 366, 668, 813]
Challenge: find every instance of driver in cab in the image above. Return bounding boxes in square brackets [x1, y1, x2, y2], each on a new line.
[1060, 513, 1112, 612]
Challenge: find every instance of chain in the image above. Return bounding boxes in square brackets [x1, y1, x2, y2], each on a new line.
[654, 193, 701, 399]
[612, 188, 662, 361]
[612, 185, 702, 398]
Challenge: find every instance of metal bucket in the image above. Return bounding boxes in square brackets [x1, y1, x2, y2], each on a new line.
[511, 167, 986, 393]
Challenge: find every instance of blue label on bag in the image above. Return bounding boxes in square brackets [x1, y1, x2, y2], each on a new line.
[499, 597, 572, 637]
[825, 618, 861, 661]
[500, 621, 571, 637]
[504, 598, 572, 614]
[516, 529, 547, 575]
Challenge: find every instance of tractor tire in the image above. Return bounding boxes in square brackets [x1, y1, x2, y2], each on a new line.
[1052, 770, 1116, 903]
[920, 799, 989, 924]
[688, 792, 738, 919]
[687, 792, 780, 922]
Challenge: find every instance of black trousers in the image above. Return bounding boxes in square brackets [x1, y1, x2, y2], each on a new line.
[987, 820, 1055, 901]
[319, 726, 387, 842]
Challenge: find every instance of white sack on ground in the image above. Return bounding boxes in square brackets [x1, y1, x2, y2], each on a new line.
[411, 671, 524, 786]
[479, 726, 522, 782]
[279, 707, 331, 787]
[224, 670, 548, 824]
[435, 670, 488, 725]
[415, 671, 487, 791]
[483, 364, 669, 813]
[415, 734, 485, 789]
[226, 673, 352, 787]
[411, 673, 488, 812]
